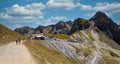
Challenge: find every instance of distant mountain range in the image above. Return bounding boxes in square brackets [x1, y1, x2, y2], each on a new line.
[15, 20, 73, 34]
[15, 11, 120, 45]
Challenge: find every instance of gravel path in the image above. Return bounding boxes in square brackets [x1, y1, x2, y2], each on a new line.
[0, 42, 36, 64]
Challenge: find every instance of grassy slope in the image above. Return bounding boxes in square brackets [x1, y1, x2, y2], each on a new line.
[97, 31, 120, 50]
[0, 24, 24, 45]
[44, 34, 69, 39]
[24, 40, 78, 64]
[52, 34, 69, 39]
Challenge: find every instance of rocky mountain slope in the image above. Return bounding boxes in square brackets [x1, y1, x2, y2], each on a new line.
[90, 11, 120, 45]
[68, 18, 90, 34]
[23, 11, 120, 64]
[41, 28, 120, 64]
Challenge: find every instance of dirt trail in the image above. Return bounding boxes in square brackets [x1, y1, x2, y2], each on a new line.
[0, 42, 36, 64]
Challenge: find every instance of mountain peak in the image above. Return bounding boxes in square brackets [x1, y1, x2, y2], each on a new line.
[57, 21, 65, 25]
[91, 11, 108, 20]
[96, 11, 105, 14]
[90, 11, 120, 44]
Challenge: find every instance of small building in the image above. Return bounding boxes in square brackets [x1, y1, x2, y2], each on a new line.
[34, 35, 45, 40]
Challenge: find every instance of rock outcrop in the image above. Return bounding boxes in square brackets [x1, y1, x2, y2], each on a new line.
[15, 26, 35, 35]
[69, 18, 90, 34]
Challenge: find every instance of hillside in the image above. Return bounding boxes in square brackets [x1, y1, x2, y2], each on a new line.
[41, 28, 120, 64]
[90, 11, 120, 45]
[0, 24, 24, 45]
[0, 24, 78, 64]
[24, 40, 78, 64]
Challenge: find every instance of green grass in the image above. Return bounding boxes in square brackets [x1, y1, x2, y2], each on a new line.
[44, 33, 69, 39]
[24, 40, 78, 64]
[80, 19, 88, 24]
[0, 24, 25, 46]
[52, 34, 69, 39]
[101, 54, 120, 64]
[70, 44, 93, 56]
[98, 32, 120, 50]
[86, 31, 95, 41]
[99, 34, 104, 42]
[70, 44, 81, 53]
[70, 31, 88, 41]
[109, 50, 119, 57]
[118, 26, 120, 30]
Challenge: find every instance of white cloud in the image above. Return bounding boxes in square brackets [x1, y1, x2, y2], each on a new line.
[43, 16, 67, 25]
[5, 3, 45, 16]
[0, 2, 46, 30]
[93, 2, 120, 14]
[76, 2, 120, 14]
[46, 0, 92, 10]
[25, 2, 45, 10]
[48, 16, 67, 21]
[38, 16, 44, 20]
[46, 0, 76, 10]
[83, 2, 120, 18]
[84, 13, 95, 17]
[0, 13, 13, 19]
[76, 3, 92, 10]
[0, 2, 45, 25]
[46, 0, 120, 14]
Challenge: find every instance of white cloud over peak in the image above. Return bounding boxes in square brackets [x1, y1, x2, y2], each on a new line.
[48, 16, 67, 21]
[43, 16, 67, 25]
[46, 0, 76, 10]
[93, 2, 120, 14]
[84, 2, 120, 18]
[76, 2, 120, 14]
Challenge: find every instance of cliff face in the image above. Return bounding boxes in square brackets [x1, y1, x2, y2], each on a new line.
[15, 26, 35, 35]
[68, 18, 90, 34]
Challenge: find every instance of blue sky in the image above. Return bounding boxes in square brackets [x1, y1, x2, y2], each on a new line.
[0, 0, 120, 29]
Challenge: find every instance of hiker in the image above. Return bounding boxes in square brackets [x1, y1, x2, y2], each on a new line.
[18, 38, 21, 45]
[16, 38, 21, 45]
[16, 39, 19, 45]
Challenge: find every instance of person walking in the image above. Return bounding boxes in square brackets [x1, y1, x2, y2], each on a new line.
[16, 39, 18, 45]
[18, 38, 21, 45]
